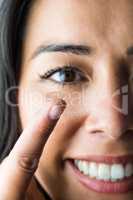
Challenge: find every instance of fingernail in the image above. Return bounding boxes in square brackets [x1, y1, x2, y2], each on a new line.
[48, 100, 66, 120]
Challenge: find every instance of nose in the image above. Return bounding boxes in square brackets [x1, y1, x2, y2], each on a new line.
[84, 54, 133, 140]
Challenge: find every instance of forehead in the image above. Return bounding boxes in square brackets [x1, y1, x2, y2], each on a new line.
[24, 0, 133, 57]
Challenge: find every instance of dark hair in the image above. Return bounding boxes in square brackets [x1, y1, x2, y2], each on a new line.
[0, 0, 31, 162]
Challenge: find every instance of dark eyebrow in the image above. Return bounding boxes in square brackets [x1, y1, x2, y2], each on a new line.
[31, 43, 93, 59]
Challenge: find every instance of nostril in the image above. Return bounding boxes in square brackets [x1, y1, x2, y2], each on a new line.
[84, 118, 106, 135]
[90, 130, 104, 134]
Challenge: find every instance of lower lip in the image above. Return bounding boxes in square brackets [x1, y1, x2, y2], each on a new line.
[67, 160, 133, 193]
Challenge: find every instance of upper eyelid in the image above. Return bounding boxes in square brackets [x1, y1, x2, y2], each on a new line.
[39, 65, 86, 79]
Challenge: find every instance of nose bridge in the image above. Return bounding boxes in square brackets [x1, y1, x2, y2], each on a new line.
[102, 51, 129, 96]
[100, 53, 126, 93]
[88, 53, 129, 139]
[103, 56, 124, 114]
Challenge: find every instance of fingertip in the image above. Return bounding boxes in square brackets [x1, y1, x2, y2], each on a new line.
[48, 99, 66, 120]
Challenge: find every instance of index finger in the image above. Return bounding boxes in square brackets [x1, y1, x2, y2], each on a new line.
[0, 100, 66, 199]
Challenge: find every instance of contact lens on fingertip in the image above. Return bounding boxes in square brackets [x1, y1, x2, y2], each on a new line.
[48, 100, 66, 120]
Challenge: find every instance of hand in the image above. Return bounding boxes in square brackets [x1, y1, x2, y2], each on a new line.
[0, 100, 66, 200]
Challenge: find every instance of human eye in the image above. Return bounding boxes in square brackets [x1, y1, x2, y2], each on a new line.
[39, 65, 88, 85]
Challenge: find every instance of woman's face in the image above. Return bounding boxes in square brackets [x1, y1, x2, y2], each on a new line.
[18, 0, 133, 199]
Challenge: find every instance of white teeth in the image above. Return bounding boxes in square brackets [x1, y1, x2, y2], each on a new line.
[77, 160, 84, 172]
[75, 160, 90, 175]
[98, 164, 110, 181]
[88, 162, 98, 178]
[81, 161, 90, 175]
[125, 163, 133, 177]
[74, 160, 79, 166]
[111, 164, 124, 181]
[74, 160, 133, 182]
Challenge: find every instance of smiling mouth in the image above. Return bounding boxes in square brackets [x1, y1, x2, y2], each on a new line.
[67, 155, 133, 193]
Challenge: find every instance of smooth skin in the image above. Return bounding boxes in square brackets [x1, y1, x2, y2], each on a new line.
[1, 0, 133, 200]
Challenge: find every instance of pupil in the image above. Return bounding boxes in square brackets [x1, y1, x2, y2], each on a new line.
[60, 69, 75, 82]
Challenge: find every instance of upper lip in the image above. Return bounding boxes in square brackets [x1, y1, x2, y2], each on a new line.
[70, 155, 133, 165]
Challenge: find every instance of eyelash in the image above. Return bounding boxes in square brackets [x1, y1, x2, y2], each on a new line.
[39, 65, 88, 85]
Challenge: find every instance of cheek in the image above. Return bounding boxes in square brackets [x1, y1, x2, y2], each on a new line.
[18, 77, 88, 128]
[18, 84, 49, 128]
